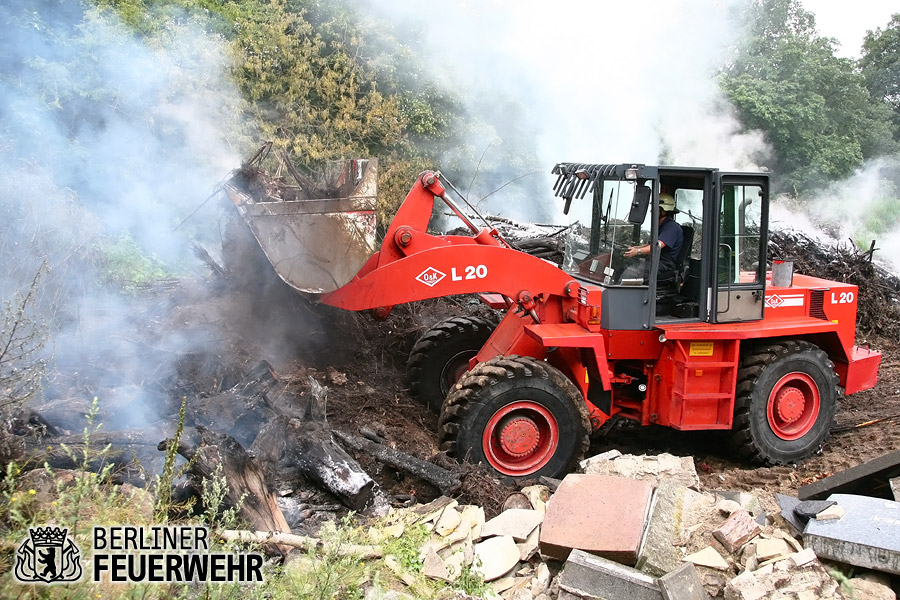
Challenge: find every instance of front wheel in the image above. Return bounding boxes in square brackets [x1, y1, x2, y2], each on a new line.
[408, 316, 495, 413]
[438, 356, 590, 479]
[732, 341, 839, 464]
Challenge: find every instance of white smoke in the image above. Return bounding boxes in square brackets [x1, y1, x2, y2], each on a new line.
[0, 3, 246, 421]
[371, 0, 771, 221]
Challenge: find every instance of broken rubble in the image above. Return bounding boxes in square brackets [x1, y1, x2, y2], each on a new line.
[754, 537, 790, 561]
[683, 546, 730, 570]
[846, 577, 897, 600]
[723, 550, 842, 600]
[580, 451, 700, 489]
[473, 535, 520, 581]
[481, 508, 544, 541]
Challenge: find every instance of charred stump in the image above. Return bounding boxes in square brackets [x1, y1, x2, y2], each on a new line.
[251, 379, 375, 511]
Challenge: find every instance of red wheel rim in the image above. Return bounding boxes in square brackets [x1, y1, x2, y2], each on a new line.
[766, 372, 820, 440]
[483, 401, 559, 476]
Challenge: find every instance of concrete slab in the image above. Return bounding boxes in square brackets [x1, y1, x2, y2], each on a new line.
[636, 481, 706, 577]
[539, 473, 652, 564]
[558, 549, 663, 600]
[891, 477, 900, 503]
[658, 562, 711, 600]
[803, 493, 900, 575]
[798, 449, 900, 501]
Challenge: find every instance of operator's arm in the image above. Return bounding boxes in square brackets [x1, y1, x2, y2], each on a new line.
[624, 240, 665, 258]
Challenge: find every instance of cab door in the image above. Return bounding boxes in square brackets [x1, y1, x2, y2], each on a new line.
[711, 174, 769, 323]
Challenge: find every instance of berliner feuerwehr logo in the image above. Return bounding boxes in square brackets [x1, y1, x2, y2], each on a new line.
[14, 526, 83, 584]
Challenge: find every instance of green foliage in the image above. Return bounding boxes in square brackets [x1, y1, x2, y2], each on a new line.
[100, 230, 174, 291]
[861, 14, 900, 139]
[720, 0, 899, 196]
[852, 180, 900, 244]
[278, 516, 369, 600]
[154, 397, 195, 521]
[382, 522, 429, 572]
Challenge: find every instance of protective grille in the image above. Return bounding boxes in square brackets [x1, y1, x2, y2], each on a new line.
[810, 289, 827, 320]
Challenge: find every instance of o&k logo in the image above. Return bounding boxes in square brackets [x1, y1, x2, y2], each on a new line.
[415, 267, 445, 287]
[15, 526, 83, 584]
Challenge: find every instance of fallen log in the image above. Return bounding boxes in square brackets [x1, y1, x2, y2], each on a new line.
[22, 430, 161, 473]
[160, 427, 292, 555]
[219, 529, 381, 559]
[333, 430, 461, 495]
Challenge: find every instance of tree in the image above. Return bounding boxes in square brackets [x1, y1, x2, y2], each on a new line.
[720, 0, 898, 195]
[861, 14, 900, 140]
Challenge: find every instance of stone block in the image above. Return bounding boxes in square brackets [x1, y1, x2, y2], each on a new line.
[712, 509, 761, 553]
[803, 493, 900, 575]
[539, 473, 652, 563]
[799, 449, 900, 500]
[636, 481, 707, 576]
[558, 549, 662, 600]
[891, 477, 900, 502]
[658, 562, 712, 600]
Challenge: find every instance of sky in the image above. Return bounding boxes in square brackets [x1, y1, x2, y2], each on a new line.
[804, 0, 897, 57]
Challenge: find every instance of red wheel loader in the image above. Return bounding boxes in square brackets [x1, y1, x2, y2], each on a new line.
[225, 159, 881, 480]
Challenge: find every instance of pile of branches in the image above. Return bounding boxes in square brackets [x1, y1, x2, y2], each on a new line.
[769, 230, 900, 341]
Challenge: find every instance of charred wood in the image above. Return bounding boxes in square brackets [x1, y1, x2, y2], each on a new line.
[187, 361, 278, 446]
[333, 430, 460, 496]
[160, 427, 291, 553]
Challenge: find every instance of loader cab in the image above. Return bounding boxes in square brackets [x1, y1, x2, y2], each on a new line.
[554, 163, 769, 329]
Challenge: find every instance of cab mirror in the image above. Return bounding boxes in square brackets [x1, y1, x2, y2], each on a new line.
[628, 186, 651, 224]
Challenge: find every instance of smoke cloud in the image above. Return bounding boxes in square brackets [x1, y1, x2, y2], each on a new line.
[370, 0, 771, 222]
[0, 1, 245, 422]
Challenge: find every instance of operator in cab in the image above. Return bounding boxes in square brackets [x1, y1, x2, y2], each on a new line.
[623, 193, 683, 282]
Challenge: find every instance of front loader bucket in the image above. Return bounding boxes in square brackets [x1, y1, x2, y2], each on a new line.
[223, 158, 377, 295]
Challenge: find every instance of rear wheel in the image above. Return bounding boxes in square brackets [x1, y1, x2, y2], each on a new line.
[438, 355, 590, 479]
[732, 341, 839, 464]
[408, 316, 495, 413]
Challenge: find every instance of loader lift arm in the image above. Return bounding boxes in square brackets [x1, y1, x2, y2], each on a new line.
[320, 171, 582, 316]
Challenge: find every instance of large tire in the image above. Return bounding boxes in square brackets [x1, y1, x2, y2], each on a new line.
[438, 355, 591, 480]
[408, 316, 495, 413]
[732, 340, 840, 465]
